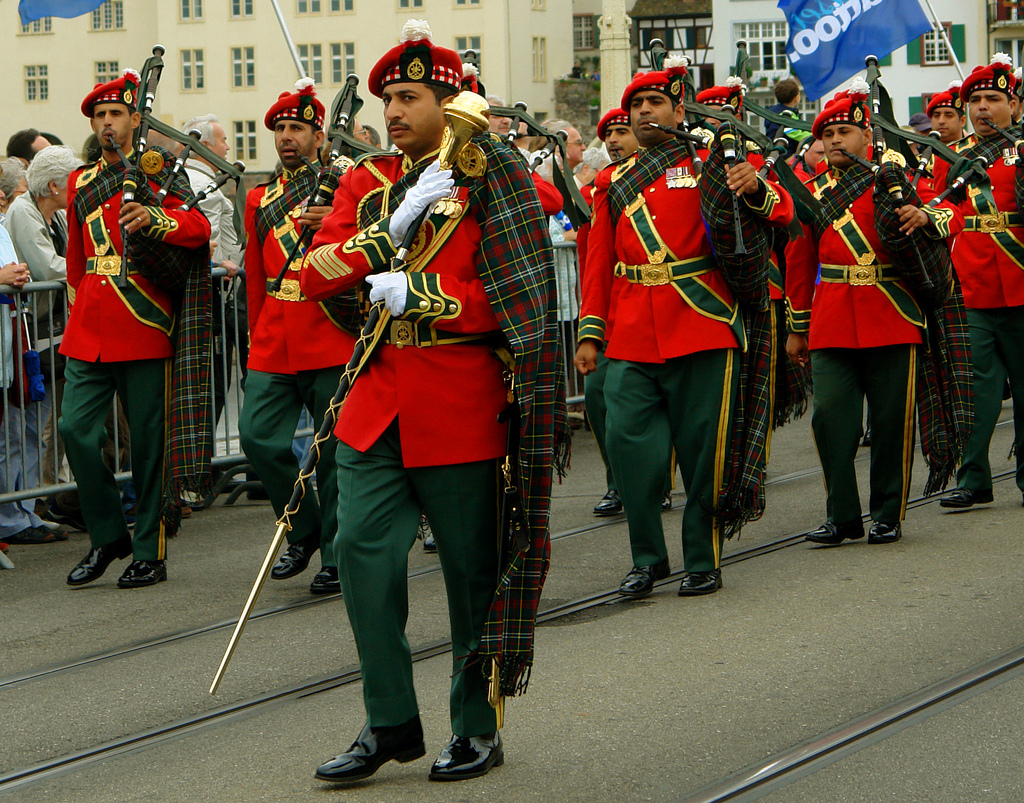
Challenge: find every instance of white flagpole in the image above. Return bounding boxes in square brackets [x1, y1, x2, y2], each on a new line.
[269, 0, 308, 80]
[917, 0, 964, 80]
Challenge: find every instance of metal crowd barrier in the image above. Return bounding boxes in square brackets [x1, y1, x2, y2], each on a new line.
[0, 245, 586, 510]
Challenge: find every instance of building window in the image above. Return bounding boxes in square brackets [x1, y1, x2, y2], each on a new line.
[297, 44, 323, 84]
[573, 15, 595, 49]
[455, 36, 481, 64]
[231, 46, 256, 88]
[398, 0, 423, 8]
[996, 38, 1024, 69]
[532, 37, 546, 81]
[25, 65, 49, 102]
[455, 0, 480, 5]
[231, 0, 253, 17]
[234, 120, 257, 161]
[297, 0, 322, 12]
[181, 49, 205, 91]
[331, 42, 356, 83]
[329, 0, 353, 9]
[20, 17, 52, 34]
[91, 0, 124, 30]
[95, 60, 119, 85]
[733, 22, 789, 73]
[531, 0, 545, 8]
[922, 24, 951, 66]
[180, 0, 203, 20]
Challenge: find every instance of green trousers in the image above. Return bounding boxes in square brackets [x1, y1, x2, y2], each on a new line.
[810, 345, 917, 525]
[584, 353, 616, 490]
[238, 368, 342, 559]
[60, 358, 167, 561]
[956, 307, 1024, 493]
[604, 349, 739, 573]
[334, 420, 500, 737]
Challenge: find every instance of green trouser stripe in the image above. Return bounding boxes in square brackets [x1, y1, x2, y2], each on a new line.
[604, 349, 739, 573]
[334, 420, 499, 736]
[60, 358, 167, 561]
[584, 353, 616, 490]
[810, 345, 917, 524]
[956, 307, 1024, 493]
[238, 367, 343, 558]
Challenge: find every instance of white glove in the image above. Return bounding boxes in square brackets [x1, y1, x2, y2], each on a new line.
[365, 272, 409, 317]
[390, 161, 454, 241]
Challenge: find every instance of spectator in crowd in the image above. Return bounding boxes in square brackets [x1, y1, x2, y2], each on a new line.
[181, 114, 247, 437]
[486, 94, 512, 137]
[0, 159, 27, 217]
[573, 146, 610, 188]
[6, 129, 50, 166]
[39, 133, 64, 147]
[765, 77, 802, 148]
[0, 225, 57, 545]
[538, 118, 585, 176]
[4, 145, 80, 504]
[353, 120, 381, 148]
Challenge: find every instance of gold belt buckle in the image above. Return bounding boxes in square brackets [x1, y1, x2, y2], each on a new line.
[640, 264, 671, 286]
[95, 255, 121, 275]
[389, 319, 418, 349]
[849, 264, 877, 286]
[277, 278, 302, 301]
[979, 213, 1005, 233]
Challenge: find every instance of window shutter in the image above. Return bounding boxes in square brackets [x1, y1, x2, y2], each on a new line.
[951, 24, 965, 62]
[907, 37, 921, 65]
[909, 96, 923, 116]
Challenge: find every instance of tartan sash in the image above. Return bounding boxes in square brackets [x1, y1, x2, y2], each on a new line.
[812, 165, 875, 240]
[606, 139, 691, 225]
[252, 165, 318, 248]
[72, 160, 123, 225]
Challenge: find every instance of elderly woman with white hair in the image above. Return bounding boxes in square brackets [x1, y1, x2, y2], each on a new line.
[4, 145, 81, 534]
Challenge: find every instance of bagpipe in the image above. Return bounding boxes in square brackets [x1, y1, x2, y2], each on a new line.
[486, 101, 591, 228]
[118, 45, 248, 286]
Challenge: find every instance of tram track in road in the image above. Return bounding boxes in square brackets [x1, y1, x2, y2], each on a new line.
[1, 470, 1017, 794]
[0, 456, 845, 692]
[676, 643, 1024, 803]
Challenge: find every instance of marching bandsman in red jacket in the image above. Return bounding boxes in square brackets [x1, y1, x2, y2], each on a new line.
[786, 79, 965, 545]
[575, 59, 793, 598]
[238, 80, 355, 594]
[62, 69, 212, 588]
[299, 19, 561, 786]
[584, 107, 637, 517]
[935, 56, 1024, 509]
[928, 81, 968, 146]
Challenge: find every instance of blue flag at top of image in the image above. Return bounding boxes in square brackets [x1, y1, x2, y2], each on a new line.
[19, 0, 105, 26]
[778, 0, 932, 101]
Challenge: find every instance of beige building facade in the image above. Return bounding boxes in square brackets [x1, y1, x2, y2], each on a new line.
[6, 0, 573, 173]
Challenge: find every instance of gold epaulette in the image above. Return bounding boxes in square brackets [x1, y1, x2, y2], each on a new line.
[258, 175, 285, 207]
[74, 162, 102, 190]
[611, 154, 637, 183]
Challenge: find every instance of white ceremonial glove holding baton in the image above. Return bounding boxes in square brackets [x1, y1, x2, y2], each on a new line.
[365, 273, 409, 316]
[389, 161, 454, 241]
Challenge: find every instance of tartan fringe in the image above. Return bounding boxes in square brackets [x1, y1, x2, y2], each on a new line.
[553, 424, 571, 481]
[499, 656, 533, 697]
[710, 485, 766, 540]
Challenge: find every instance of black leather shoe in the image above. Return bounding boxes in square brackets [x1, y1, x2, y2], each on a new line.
[661, 491, 673, 511]
[428, 733, 503, 782]
[939, 488, 994, 509]
[678, 569, 722, 596]
[117, 560, 167, 588]
[309, 566, 340, 595]
[271, 535, 319, 579]
[805, 520, 865, 546]
[868, 522, 902, 544]
[422, 532, 437, 553]
[593, 489, 622, 516]
[316, 717, 425, 783]
[618, 558, 670, 597]
[67, 536, 132, 586]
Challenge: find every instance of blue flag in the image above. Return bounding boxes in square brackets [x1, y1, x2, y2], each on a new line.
[19, 0, 105, 26]
[777, 0, 933, 101]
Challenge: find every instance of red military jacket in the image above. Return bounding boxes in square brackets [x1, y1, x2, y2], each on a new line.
[299, 151, 508, 468]
[245, 163, 356, 374]
[785, 155, 963, 350]
[62, 159, 211, 363]
[934, 134, 1024, 309]
[579, 141, 793, 363]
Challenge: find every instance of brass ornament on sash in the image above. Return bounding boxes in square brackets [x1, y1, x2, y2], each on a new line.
[140, 149, 165, 176]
